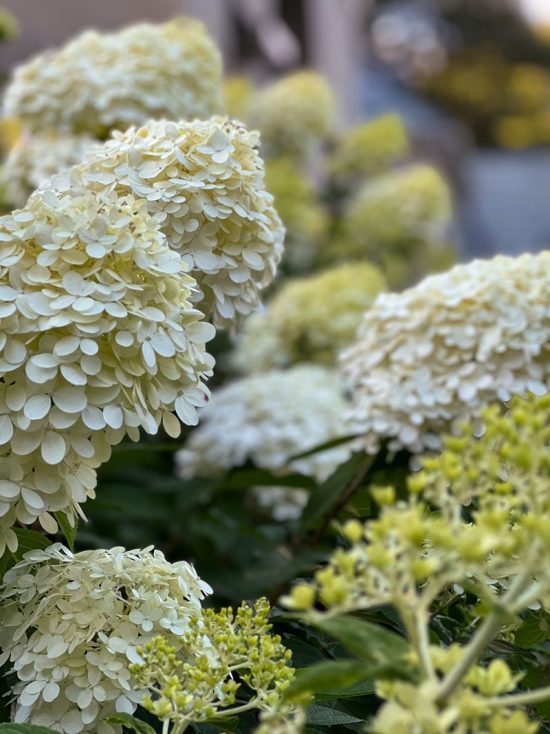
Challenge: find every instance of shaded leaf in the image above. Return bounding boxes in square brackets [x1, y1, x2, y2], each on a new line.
[299, 453, 373, 533]
[54, 512, 78, 551]
[306, 704, 363, 726]
[106, 714, 156, 734]
[313, 615, 412, 674]
[285, 660, 374, 700]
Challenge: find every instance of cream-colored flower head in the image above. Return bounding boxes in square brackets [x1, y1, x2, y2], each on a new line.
[341, 164, 455, 288]
[342, 252, 550, 454]
[3, 19, 222, 136]
[265, 157, 328, 271]
[329, 114, 410, 181]
[0, 188, 214, 554]
[44, 118, 285, 328]
[176, 364, 353, 490]
[2, 132, 97, 207]
[0, 543, 211, 734]
[252, 71, 336, 159]
[234, 262, 387, 371]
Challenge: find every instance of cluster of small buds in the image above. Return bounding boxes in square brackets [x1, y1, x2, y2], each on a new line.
[284, 393, 550, 734]
[372, 650, 535, 734]
[132, 598, 299, 732]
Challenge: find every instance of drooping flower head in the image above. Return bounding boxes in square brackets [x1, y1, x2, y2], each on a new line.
[252, 71, 336, 160]
[339, 164, 455, 288]
[0, 544, 211, 734]
[2, 132, 97, 207]
[0, 188, 214, 553]
[176, 366, 354, 519]
[44, 118, 285, 328]
[342, 252, 550, 454]
[234, 262, 387, 371]
[3, 19, 223, 137]
[328, 114, 410, 181]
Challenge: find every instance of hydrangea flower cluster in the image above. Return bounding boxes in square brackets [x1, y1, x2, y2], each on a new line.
[0, 187, 214, 554]
[223, 76, 254, 121]
[328, 114, 410, 181]
[176, 366, 354, 519]
[2, 132, 97, 207]
[0, 544, 211, 734]
[3, 19, 222, 137]
[252, 71, 335, 160]
[265, 157, 328, 271]
[285, 393, 550, 734]
[340, 164, 455, 288]
[131, 598, 299, 734]
[44, 117, 285, 328]
[342, 252, 550, 454]
[234, 263, 386, 371]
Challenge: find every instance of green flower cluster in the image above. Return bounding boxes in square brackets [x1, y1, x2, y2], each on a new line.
[328, 114, 410, 181]
[131, 598, 300, 734]
[284, 393, 550, 733]
[336, 164, 456, 289]
[234, 262, 387, 371]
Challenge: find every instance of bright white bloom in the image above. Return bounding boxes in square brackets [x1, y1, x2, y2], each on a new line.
[342, 252, 550, 453]
[0, 544, 211, 734]
[252, 71, 335, 159]
[3, 19, 223, 136]
[2, 132, 97, 207]
[176, 366, 354, 518]
[0, 188, 214, 552]
[234, 263, 387, 371]
[43, 118, 285, 328]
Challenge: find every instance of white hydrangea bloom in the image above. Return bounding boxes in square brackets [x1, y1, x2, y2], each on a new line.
[0, 188, 214, 553]
[176, 366, 354, 518]
[4, 19, 222, 135]
[0, 543, 211, 734]
[42, 117, 285, 328]
[2, 132, 97, 207]
[342, 252, 550, 453]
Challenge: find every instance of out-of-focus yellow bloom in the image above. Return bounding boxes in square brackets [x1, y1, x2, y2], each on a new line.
[252, 71, 336, 160]
[223, 76, 254, 121]
[265, 157, 328, 271]
[0, 7, 19, 41]
[234, 262, 387, 371]
[329, 114, 410, 181]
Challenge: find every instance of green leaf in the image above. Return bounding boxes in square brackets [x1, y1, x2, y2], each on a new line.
[313, 615, 412, 673]
[514, 613, 549, 649]
[54, 512, 78, 551]
[0, 725, 60, 733]
[288, 435, 358, 461]
[12, 529, 51, 554]
[285, 660, 374, 701]
[299, 453, 373, 533]
[106, 714, 156, 734]
[306, 704, 363, 726]
[224, 468, 315, 491]
[314, 679, 375, 699]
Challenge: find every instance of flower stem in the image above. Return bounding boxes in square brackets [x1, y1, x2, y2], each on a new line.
[436, 571, 533, 705]
[484, 685, 550, 708]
